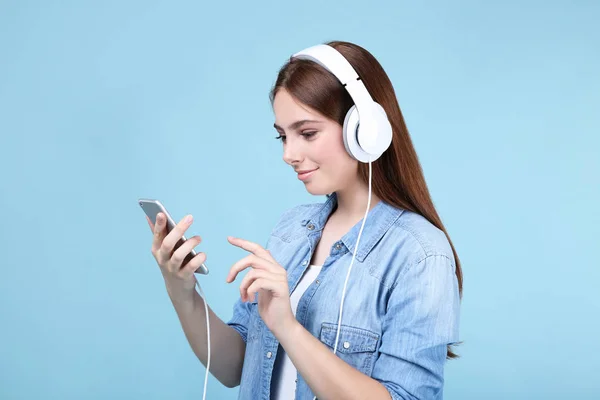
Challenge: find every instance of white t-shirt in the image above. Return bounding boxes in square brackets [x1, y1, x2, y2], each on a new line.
[270, 264, 323, 400]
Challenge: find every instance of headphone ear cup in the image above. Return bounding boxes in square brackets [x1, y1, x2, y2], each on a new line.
[355, 102, 392, 161]
[343, 103, 392, 163]
[343, 105, 367, 162]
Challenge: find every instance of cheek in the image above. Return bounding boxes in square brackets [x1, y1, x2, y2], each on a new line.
[316, 130, 350, 161]
[315, 134, 357, 173]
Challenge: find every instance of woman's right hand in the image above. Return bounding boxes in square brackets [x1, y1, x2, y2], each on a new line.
[146, 213, 207, 301]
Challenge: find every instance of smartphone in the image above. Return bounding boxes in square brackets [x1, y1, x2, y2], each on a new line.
[138, 198, 209, 275]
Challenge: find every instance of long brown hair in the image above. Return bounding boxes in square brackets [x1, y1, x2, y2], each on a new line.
[269, 40, 463, 359]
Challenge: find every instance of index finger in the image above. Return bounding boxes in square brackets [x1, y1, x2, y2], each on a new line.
[227, 236, 274, 262]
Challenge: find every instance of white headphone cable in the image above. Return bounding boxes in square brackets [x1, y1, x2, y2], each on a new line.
[194, 276, 211, 400]
[312, 158, 373, 400]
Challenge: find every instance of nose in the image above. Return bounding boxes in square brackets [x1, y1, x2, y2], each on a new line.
[282, 137, 303, 166]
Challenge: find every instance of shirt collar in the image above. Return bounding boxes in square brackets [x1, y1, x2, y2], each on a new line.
[300, 192, 404, 262]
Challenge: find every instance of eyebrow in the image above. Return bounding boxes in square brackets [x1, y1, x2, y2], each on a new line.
[273, 119, 322, 132]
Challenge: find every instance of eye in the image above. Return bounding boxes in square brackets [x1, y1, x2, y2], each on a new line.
[301, 131, 317, 139]
[274, 131, 316, 143]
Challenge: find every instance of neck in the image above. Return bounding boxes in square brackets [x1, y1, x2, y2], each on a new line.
[331, 181, 381, 221]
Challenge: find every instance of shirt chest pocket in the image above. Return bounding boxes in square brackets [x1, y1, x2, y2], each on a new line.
[319, 322, 380, 377]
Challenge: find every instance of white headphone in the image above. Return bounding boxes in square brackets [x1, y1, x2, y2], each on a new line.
[291, 44, 393, 163]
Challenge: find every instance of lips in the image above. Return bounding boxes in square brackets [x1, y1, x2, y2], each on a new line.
[297, 168, 318, 181]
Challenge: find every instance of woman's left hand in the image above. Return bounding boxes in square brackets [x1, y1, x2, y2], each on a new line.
[226, 236, 296, 337]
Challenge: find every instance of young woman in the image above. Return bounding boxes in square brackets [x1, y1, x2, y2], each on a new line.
[147, 40, 462, 400]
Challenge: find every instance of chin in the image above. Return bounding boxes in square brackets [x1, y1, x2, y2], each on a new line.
[303, 181, 335, 196]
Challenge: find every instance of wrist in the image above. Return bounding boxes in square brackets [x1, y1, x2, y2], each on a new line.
[165, 281, 196, 307]
[274, 316, 302, 344]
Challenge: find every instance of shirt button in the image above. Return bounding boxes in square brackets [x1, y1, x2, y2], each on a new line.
[302, 260, 307, 266]
[307, 223, 315, 230]
[335, 243, 342, 250]
[266, 351, 272, 358]
[343, 341, 350, 349]
[315, 279, 320, 284]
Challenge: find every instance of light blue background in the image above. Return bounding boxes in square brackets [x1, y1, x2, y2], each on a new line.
[1, 1, 598, 399]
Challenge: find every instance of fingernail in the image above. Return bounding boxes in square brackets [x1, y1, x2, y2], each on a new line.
[185, 215, 193, 223]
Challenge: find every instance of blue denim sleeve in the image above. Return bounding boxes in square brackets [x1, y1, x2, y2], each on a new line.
[372, 254, 461, 400]
[227, 296, 252, 343]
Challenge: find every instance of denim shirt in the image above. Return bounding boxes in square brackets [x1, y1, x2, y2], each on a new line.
[227, 192, 461, 400]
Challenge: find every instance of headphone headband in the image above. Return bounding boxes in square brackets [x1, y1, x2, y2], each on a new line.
[291, 44, 374, 115]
